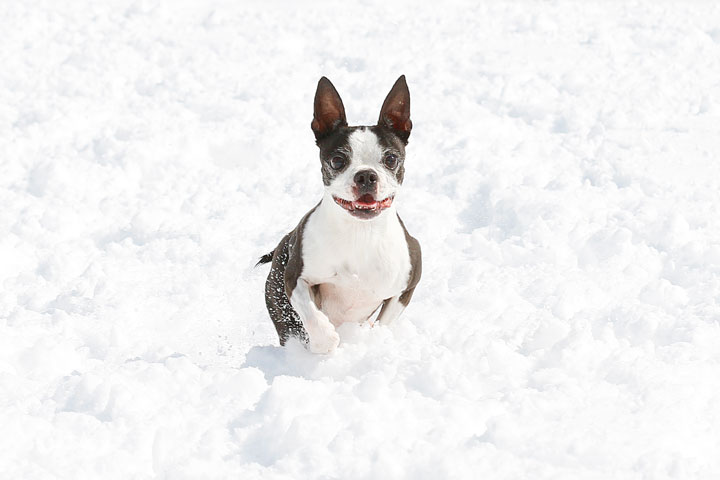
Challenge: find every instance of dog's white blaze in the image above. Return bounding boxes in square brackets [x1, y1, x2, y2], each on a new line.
[298, 195, 412, 337]
[326, 128, 399, 202]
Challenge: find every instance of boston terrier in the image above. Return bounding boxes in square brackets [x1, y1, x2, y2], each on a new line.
[257, 76, 422, 353]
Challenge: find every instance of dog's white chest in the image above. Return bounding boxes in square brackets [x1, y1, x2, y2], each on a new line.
[300, 201, 411, 325]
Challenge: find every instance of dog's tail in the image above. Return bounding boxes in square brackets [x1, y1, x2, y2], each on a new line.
[255, 251, 274, 267]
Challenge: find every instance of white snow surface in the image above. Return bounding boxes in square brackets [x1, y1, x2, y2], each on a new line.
[3, 0, 720, 478]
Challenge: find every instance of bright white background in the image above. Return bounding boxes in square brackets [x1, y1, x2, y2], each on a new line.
[2, 1, 720, 478]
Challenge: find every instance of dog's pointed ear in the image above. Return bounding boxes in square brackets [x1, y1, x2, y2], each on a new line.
[378, 75, 412, 142]
[311, 77, 347, 140]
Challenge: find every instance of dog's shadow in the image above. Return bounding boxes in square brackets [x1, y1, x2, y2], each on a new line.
[241, 323, 375, 381]
[241, 340, 325, 381]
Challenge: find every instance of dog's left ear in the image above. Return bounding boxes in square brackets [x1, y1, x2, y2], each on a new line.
[378, 75, 412, 143]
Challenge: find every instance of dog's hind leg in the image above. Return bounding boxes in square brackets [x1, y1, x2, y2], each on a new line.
[264, 234, 308, 346]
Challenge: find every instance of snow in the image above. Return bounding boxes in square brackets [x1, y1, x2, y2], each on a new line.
[2, 0, 720, 478]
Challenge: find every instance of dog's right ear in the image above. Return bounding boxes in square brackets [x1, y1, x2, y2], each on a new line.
[311, 77, 347, 140]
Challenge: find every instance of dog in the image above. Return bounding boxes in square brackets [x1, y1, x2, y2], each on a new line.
[256, 76, 422, 353]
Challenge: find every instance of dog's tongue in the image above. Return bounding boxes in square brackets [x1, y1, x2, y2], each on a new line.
[355, 193, 376, 206]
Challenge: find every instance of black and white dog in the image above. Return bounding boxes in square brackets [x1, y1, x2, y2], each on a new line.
[257, 76, 421, 353]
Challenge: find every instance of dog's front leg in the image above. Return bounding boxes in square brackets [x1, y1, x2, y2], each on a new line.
[290, 279, 340, 354]
[376, 292, 411, 326]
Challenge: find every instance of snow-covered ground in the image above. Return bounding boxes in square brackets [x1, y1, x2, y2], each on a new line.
[2, 0, 720, 478]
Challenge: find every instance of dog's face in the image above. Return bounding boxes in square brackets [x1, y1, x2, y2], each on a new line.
[311, 77, 412, 220]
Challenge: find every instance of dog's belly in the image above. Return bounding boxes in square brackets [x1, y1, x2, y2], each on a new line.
[317, 282, 385, 326]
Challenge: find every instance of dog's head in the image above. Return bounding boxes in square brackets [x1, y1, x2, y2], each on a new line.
[311, 76, 412, 220]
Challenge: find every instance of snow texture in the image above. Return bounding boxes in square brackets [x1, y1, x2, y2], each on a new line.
[2, 0, 720, 478]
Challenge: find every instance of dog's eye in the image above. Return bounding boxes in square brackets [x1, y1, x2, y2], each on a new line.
[384, 153, 398, 169]
[329, 155, 346, 170]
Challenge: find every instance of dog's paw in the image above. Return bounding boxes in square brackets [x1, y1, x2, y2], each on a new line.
[307, 326, 340, 354]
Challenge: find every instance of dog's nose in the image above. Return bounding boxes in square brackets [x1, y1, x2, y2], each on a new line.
[354, 169, 378, 189]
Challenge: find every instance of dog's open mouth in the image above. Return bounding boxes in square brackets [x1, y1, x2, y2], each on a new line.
[333, 194, 394, 218]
